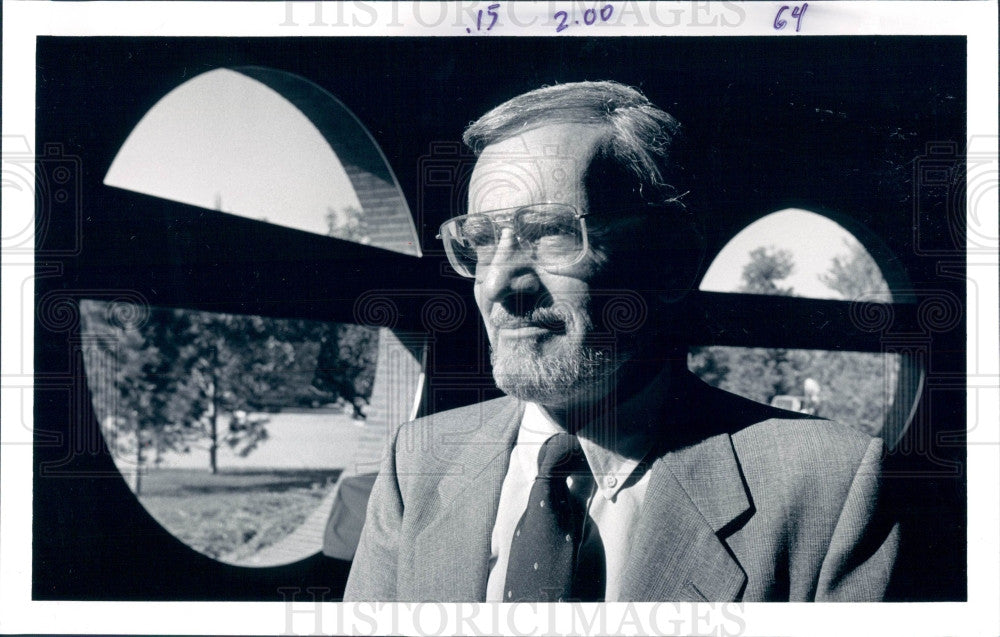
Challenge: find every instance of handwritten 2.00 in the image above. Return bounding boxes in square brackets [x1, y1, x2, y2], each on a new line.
[554, 5, 615, 32]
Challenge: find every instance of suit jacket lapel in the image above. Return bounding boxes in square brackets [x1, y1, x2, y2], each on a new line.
[408, 398, 523, 602]
[620, 432, 752, 602]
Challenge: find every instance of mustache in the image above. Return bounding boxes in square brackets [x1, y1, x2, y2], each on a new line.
[489, 305, 569, 331]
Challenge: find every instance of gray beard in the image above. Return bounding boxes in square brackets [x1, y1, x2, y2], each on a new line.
[490, 338, 619, 407]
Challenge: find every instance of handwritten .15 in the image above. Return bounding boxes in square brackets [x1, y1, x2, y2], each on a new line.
[554, 4, 614, 33]
[467, 3, 500, 33]
[774, 3, 808, 32]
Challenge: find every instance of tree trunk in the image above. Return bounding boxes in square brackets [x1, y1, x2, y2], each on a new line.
[209, 379, 218, 475]
[209, 412, 218, 474]
[134, 427, 143, 495]
[209, 348, 219, 475]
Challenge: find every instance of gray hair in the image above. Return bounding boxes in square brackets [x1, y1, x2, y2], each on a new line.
[462, 81, 687, 207]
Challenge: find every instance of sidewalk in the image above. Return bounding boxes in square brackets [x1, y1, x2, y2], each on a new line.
[223, 480, 341, 567]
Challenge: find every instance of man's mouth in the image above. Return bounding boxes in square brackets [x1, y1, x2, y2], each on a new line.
[491, 309, 568, 336]
[497, 325, 552, 339]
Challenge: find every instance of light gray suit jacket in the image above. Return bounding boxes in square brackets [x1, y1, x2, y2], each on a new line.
[344, 374, 899, 602]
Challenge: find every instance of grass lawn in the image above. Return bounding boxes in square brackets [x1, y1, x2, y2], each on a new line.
[138, 468, 342, 563]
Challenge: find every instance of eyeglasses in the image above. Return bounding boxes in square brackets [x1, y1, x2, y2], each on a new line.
[437, 203, 591, 278]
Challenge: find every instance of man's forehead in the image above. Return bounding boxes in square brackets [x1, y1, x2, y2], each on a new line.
[468, 123, 605, 211]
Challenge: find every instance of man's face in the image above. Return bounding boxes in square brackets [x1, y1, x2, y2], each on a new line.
[468, 123, 631, 409]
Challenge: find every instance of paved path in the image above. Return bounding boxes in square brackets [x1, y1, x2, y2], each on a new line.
[224, 478, 342, 567]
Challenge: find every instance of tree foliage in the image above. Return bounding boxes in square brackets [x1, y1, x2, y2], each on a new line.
[313, 323, 378, 418]
[740, 247, 795, 296]
[326, 205, 371, 245]
[689, 242, 898, 436]
[691, 246, 799, 406]
[81, 301, 379, 486]
[819, 238, 890, 300]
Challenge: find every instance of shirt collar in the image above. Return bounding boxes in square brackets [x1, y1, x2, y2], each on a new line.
[517, 401, 563, 446]
[518, 363, 676, 501]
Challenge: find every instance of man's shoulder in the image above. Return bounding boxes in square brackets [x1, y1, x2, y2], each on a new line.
[732, 414, 875, 460]
[387, 396, 521, 464]
[728, 413, 881, 510]
[385, 396, 522, 492]
[400, 396, 519, 434]
[687, 375, 877, 464]
[686, 378, 881, 499]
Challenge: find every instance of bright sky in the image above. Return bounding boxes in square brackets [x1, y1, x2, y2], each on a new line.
[699, 208, 881, 300]
[105, 68, 363, 237]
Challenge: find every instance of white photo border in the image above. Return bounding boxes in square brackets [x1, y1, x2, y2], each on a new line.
[2, 2, 997, 635]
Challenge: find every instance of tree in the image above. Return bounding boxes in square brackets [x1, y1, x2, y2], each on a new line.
[692, 246, 806, 404]
[84, 303, 326, 477]
[819, 238, 889, 300]
[80, 300, 200, 494]
[317, 205, 381, 417]
[813, 239, 897, 432]
[706, 246, 799, 403]
[326, 205, 371, 245]
[313, 323, 379, 418]
[172, 311, 328, 473]
[740, 247, 795, 296]
[83, 296, 383, 480]
[689, 240, 898, 435]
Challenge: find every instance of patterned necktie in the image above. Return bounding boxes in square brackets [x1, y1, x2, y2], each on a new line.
[503, 432, 600, 602]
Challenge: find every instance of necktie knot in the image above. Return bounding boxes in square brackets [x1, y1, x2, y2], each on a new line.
[536, 433, 587, 479]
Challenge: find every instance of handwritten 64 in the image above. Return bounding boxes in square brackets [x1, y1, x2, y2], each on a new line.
[774, 3, 808, 32]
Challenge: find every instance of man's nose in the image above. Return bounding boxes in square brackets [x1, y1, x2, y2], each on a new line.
[477, 230, 541, 304]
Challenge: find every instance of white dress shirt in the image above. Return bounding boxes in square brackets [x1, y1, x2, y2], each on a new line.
[485, 399, 659, 601]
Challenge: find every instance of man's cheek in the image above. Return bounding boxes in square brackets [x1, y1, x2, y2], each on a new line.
[474, 295, 494, 343]
[483, 324, 498, 348]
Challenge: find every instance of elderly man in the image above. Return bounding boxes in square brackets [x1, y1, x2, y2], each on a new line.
[344, 81, 898, 602]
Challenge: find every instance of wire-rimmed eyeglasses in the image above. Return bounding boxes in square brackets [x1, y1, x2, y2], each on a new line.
[437, 203, 591, 278]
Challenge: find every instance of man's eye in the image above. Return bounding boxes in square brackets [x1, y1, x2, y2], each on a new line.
[519, 217, 575, 242]
[460, 219, 495, 246]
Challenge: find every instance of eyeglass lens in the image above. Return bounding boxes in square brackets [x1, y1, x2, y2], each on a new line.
[443, 204, 584, 277]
